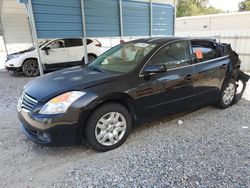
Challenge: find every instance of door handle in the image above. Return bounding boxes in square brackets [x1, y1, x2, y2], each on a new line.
[220, 64, 227, 69]
[185, 74, 192, 81]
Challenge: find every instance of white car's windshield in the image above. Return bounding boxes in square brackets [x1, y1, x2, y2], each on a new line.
[87, 42, 156, 74]
[39, 40, 50, 48]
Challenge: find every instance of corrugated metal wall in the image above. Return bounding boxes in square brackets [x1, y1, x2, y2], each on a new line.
[31, 0, 83, 38]
[30, 0, 175, 39]
[85, 0, 120, 37]
[152, 3, 174, 36]
[123, 0, 150, 36]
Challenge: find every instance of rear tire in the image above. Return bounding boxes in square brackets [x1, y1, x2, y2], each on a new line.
[84, 103, 131, 152]
[217, 79, 237, 109]
[88, 54, 96, 63]
[22, 59, 39, 77]
[82, 54, 97, 64]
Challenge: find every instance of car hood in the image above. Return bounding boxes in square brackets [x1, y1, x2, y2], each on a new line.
[24, 66, 120, 102]
[7, 47, 35, 59]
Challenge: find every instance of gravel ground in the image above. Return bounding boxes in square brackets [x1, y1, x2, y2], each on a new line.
[0, 70, 249, 188]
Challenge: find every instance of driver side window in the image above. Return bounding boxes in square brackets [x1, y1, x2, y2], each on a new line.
[49, 40, 65, 49]
[150, 41, 191, 69]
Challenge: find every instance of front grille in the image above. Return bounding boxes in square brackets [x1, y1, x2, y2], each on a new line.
[19, 92, 38, 112]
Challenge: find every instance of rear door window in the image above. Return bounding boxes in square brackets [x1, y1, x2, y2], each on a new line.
[69, 39, 83, 47]
[191, 41, 218, 63]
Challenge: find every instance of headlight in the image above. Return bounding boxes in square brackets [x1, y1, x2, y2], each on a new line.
[6, 54, 19, 62]
[39, 91, 86, 114]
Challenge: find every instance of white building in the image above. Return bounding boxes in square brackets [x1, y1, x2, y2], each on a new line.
[176, 12, 250, 71]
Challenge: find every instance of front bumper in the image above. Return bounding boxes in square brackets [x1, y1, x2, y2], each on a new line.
[18, 109, 85, 146]
[5, 66, 21, 72]
[5, 58, 22, 72]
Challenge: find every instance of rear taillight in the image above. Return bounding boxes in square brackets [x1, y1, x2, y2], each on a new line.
[95, 41, 102, 47]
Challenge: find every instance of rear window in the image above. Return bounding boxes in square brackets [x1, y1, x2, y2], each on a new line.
[69, 39, 83, 47]
[191, 41, 218, 63]
[87, 39, 93, 45]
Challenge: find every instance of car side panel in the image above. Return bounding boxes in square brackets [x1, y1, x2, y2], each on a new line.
[129, 65, 196, 121]
[192, 56, 230, 104]
[67, 46, 83, 62]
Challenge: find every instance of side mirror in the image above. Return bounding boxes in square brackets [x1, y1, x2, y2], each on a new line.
[42, 46, 50, 55]
[143, 64, 167, 75]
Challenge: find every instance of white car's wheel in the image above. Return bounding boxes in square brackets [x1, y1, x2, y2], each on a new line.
[88, 55, 96, 63]
[82, 55, 97, 64]
[22, 59, 39, 77]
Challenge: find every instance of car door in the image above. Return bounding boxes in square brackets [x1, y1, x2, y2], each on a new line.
[191, 40, 229, 104]
[40, 39, 68, 65]
[67, 38, 84, 62]
[135, 41, 196, 120]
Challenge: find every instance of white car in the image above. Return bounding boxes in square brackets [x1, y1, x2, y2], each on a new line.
[5, 38, 105, 77]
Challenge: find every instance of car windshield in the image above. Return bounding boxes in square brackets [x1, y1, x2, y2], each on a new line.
[87, 42, 156, 74]
[39, 40, 50, 48]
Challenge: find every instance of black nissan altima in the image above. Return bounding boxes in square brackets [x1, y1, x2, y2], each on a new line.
[18, 37, 249, 151]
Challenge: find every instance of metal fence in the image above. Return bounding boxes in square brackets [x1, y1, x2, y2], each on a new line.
[176, 30, 250, 71]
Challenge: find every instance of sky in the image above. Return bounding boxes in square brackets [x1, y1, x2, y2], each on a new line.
[209, 0, 242, 12]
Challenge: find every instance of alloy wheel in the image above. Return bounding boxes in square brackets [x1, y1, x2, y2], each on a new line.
[88, 55, 96, 63]
[95, 112, 127, 146]
[222, 83, 236, 105]
[24, 61, 39, 76]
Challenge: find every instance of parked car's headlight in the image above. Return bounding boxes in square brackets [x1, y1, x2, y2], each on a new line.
[6, 54, 20, 62]
[39, 91, 86, 114]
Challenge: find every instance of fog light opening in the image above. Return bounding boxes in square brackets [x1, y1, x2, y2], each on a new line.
[37, 132, 50, 141]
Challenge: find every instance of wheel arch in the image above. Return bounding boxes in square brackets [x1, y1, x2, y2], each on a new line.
[87, 53, 97, 58]
[85, 92, 138, 128]
[229, 64, 240, 81]
[82, 53, 97, 60]
[22, 57, 38, 67]
[81, 53, 97, 64]
[221, 61, 240, 89]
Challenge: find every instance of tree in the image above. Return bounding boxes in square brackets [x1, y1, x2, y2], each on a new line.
[239, 0, 250, 11]
[177, 0, 223, 17]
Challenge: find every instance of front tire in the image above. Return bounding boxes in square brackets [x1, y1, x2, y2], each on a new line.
[22, 59, 39, 77]
[217, 79, 237, 109]
[84, 103, 131, 152]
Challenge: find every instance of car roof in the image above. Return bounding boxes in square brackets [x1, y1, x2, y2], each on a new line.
[130, 37, 217, 47]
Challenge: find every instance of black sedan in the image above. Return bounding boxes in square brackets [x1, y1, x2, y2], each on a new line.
[18, 37, 249, 151]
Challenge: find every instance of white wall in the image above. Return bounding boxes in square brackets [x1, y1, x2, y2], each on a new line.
[1, 0, 33, 53]
[176, 12, 250, 71]
[0, 36, 6, 69]
[176, 12, 250, 32]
